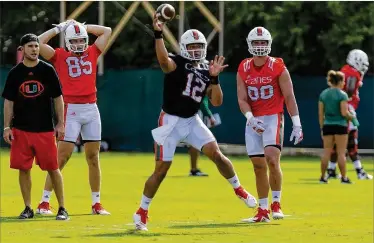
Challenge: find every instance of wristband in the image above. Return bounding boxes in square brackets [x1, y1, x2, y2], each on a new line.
[53, 27, 60, 35]
[244, 112, 253, 120]
[154, 30, 163, 39]
[210, 76, 220, 85]
[291, 115, 301, 127]
[3, 127, 10, 131]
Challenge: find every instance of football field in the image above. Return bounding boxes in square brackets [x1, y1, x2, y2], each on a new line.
[1, 150, 373, 243]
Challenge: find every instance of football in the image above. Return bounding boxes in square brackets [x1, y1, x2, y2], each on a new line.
[155, 3, 175, 23]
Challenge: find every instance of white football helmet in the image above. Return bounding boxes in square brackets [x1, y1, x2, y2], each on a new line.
[346, 49, 369, 74]
[246, 27, 272, 56]
[180, 29, 207, 61]
[65, 23, 88, 53]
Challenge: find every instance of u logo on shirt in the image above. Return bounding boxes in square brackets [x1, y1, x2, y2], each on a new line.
[19, 80, 44, 98]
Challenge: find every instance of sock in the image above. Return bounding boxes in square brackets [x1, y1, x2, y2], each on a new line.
[227, 174, 241, 189]
[92, 192, 100, 206]
[272, 191, 281, 203]
[41, 190, 52, 203]
[353, 160, 362, 170]
[328, 161, 336, 170]
[140, 195, 152, 210]
[259, 198, 268, 210]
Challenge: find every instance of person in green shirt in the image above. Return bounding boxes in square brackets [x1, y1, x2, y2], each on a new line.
[318, 70, 355, 184]
[188, 95, 218, 176]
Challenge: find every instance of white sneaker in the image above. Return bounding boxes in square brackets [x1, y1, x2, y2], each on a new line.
[234, 186, 257, 208]
[36, 202, 53, 215]
[133, 208, 148, 231]
[358, 172, 373, 180]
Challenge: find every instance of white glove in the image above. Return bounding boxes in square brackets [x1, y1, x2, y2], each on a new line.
[53, 19, 76, 34]
[245, 112, 265, 135]
[290, 126, 303, 145]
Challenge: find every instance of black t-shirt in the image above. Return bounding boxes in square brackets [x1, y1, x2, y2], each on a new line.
[162, 54, 212, 118]
[2, 60, 62, 132]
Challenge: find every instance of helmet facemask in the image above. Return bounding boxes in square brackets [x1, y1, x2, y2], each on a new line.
[247, 39, 271, 56]
[66, 37, 88, 54]
[181, 43, 206, 61]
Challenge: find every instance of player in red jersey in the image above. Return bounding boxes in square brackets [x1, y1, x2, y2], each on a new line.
[237, 27, 303, 223]
[327, 49, 372, 180]
[36, 20, 112, 214]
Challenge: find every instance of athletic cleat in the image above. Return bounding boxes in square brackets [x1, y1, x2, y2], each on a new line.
[189, 169, 208, 177]
[242, 208, 270, 223]
[341, 177, 353, 184]
[19, 206, 34, 219]
[356, 168, 373, 180]
[133, 208, 148, 231]
[92, 203, 111, 215]
[56, 207, 69, 220]
[319, 177, 328, 184]
[36, 202, 53, 215]
[234, 186, 257, 208]
[271, 202, 284, 220]
[326, 169, 341, 179]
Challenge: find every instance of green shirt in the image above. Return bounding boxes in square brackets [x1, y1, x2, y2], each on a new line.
[319, 88, 349, 127]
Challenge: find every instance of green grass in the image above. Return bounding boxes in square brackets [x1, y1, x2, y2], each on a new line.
[1, 150, 373, 243]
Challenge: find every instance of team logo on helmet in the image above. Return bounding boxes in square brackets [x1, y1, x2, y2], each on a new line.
[256, 27, 263, 36]
[192, 31, 199, 40]
[74, 25, 81, 35]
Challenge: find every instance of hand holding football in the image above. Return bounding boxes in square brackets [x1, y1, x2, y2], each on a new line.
[155, 4, 175, 23]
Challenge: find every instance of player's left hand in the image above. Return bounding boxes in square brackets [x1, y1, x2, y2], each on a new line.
[53, 19, 76, 33]
[55, 122, 65, 140]
[209, 55, 229, 77]
[290, 126, 303, 145]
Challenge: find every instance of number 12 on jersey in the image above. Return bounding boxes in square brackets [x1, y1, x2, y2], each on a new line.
[182, 73, 206, 102]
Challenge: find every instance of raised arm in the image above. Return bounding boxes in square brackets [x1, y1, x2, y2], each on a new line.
[86, 24, 112, 52]
[153, 14, 176, 73]
[38, 21, 74, 60]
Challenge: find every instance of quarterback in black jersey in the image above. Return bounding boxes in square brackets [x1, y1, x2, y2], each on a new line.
[132, 14, 258, 231]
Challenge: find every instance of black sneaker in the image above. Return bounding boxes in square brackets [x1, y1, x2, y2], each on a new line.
[189, 169, 208, 177]
[319, 177, 328, 184]
[341, 177, 353, 184]
[56, 207, 69, 220]
[327, 168, 340, 179]
[19, 206, 34, 219]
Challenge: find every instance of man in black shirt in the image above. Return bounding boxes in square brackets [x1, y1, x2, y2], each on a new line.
[2, 34, 68, 220]
[132, 14, 258, 231]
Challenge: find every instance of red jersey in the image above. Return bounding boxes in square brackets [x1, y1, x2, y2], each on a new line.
[50, 44, 101, 104]
[340, 64, 362, 110]
[238, 57, 286, 116]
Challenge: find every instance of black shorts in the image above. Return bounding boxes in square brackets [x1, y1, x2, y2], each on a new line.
[323, 125, 348, 136]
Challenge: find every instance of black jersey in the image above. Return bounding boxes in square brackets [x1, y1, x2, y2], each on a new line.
[162, 54, 212, 118]
[2, 60, 62, 132]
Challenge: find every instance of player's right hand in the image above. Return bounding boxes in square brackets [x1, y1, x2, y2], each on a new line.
[153, 13, 164, 31]
[3, 128, 14, 145]
[247, 117, 265, 135]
